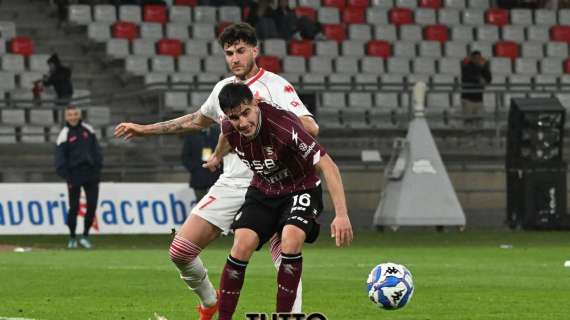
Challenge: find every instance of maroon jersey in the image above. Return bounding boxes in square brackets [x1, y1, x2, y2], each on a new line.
[222, 102, 326, 196]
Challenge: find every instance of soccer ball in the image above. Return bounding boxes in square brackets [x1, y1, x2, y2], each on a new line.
[366, 262, 414, 310]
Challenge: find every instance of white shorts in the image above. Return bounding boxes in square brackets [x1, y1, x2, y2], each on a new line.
[190, 184, 248, 235]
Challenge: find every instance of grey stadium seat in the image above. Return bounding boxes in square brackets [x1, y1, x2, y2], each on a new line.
[194, 6, 217, 24]
[283, 56, 307, 74]
[140, 23, 163, 40]
[540, 58, 563, 75]
[427, 92, 451, 109]
[185, 39, 209, 56]
[349, 24, 372, 41]
[302, 74, 326, 88]
[0, 21, 16, 39]
[1, 54, 25, 72]
[534, 75, 557, 91]
[438, 9, 461, 25]
[328, 74, 352, 90]
[348, 92, 373, 109]
[419, 41, 442, 58]
[469, 41, 493, 58]
[322, 92, 346, 109]
[514, 58, 538, 75]
[316, 41, 339, 57]
[451, 26, 474, 42]
[125, 56, 149, 75]
[374, 25, 397, 41]
[94, 5, 117, 23]
[400, 25, 422, 42]
[106, 39, 130, 58]
[166, 23, 190, 40]
[190, 92, 211, 107]
[317, 109, 342, 129]
[299, 0, 322, 8]
[309, 57, 333, 74]
[318, 7, 340, 24]
[0, 40, 4, 55]
[367, 8, 389, 25]
[132, 39, 157, 56]
[490, 58, 512, 76]
[445, 0, 466, 9]
[85, 106, 111, 126]
[511, 9, 532, 25]
[0, 72, 16, 90]
[558, 9, 570, 24]
[527, 26, 549, 43]
[545, 42, 569, 58]
[29, 109, 56, 126]
[445, 41, 468, 58]
[18, 72, 43, 89]
[502, 25, 525, 42]
[21, 126, 46, 143]
[218, 6, 241, 23]
[468, 0, 489, 8]
[191, 24, 216, 40]
[387, 58, 411, 74]
[374, 92, 400, 108]
[396, 0, 417, 7]
[431, 74, 456, 89]
[521, 42, 544, 58]
[169, 6, 192, 24]
[204, 56, 228, 74]
[1, 109, 25, 125]
[354, 74, 380, 90]
[476, 25, 499, 42]
[462, 9, 484, 25]
[335, 57, 359, 74]
[279, 73, 301, 85]
[534, 9, 556, 26]
[415, 9, 437, 25]
[119, 5, 141, 23]
[68, 5, 92, 25]
[413, 57, 437, 75]
[88, 22, 111, 42]
[438, 58, 461, 75]
[177, 56, 202, 73]
[29, 54, 51, 73]
[145, 72, 168, 86]
[360, 57, 385, 74]
[170, 73, 195, 87]
[393, 41, 417, 58]
[151, 56, 175, 73]
[195, 74, 222, 90]
[0, 127, 16, 144]
[210, 40, 225, 56]
[165, 92, 188, 111]
[407, 74, 430, 86]
[264, 39, 288, 57]
[508, 74, 532, 90]
[371, 0, 394, 7]
[341, 40, 365, 57]
[342, 109, 368, 128]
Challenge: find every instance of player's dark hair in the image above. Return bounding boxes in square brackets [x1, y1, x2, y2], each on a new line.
[218, 22, 257, 48]
[65, 105, 78, 111]
[218, 83, 253, 113]
[470, 50, 482, 58]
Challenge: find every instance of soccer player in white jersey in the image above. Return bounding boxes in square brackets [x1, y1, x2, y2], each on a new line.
[114, 23, 318, 320]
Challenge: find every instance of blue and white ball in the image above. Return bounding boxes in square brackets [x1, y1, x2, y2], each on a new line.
[366, 262, 414, 310]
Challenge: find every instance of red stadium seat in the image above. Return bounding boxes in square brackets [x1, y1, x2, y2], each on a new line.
[343, 7, 365, 24]
[294, 6, 317, 21]
[424, 25, 449, 42]
[322, 24, 347, 42]
[323, 0, 346, 10]
[485, 8, 509, 26]
[389, 8, 414, 26]
[551, 26, 570, 43]
[419, 0, 442, 8]
[217, 21, 232, 36]
[495, 41, 519, 59]
[112, 21, 139, 40]
[157, 39, 183, 56]
[565, 58, 570, 74]
[174, 0, 197, 6]
[289, 40, 314, 58]
[144, 5, 167, 23]
[9, 37, 34, 56]
[367, 40, 391, 58]
[347, 0, 370, 8]
[257, 56, 282, 74]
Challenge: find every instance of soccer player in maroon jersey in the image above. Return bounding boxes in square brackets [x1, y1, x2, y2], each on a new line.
[204, 83, 353, 318]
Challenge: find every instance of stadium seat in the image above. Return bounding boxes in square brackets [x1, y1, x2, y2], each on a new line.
[166, 23, 190, 39]
[559, 9, 570, 23]
[257, 56, 282, 73]
[349, 0, 370, 7]
[302, 74, 327, 88]
[427, 92, 451, 109]
[439, 57, 461, 75]
[282, 56, 307, 73]
[373, 24, 397, 41]
[190, 91, 211, 106]
[0, 40, 4, 55]
[485, 8, 508, 26]
[191, 23, 215, 40]
[514, 58, 538, 75]
[119, 5, 142, 23]
[360, 56, 385, 74]
[88, 22, 112, 42]
[367, 8, 389, 25]
[470, 41, 493, 57]
[170, 73, 194, 87]
[316, 40, 339, 57]
[143, 4, 168, 24]
[169, 6, 193, 24]
[510, 9, 532, 25]
[317, 109, 342, 128]
[185, 39, 209, 56]
[445, 0, 466, 9]
[444, 41, 468, 58]
[106, 39, 129, 58]
[387, 57, 411, 74]
[438, 8, 460, 25]
[295, 7, 317, 21]
[367, 40, 391, 58]
[151, 56, 175, 72]
[521, 42, 544, 58]
[68, 5, 92, 25]
[343, 109, 368, 128]
[372, 0, 394, 7]
[94, 5, 117, 23]
[349, 24, 372, 41]
[489, 57, 512, 75]
[396, 0, 417, 7]
[289, 40, 314, 58]
[1, 54, 24, 72]
[424, 25, 449, 42]
[175, 0, 198, 5]
[299, 0, 322, 8]
[476, 25, 499, 42]
[125, 56, 149, 75]
[343, 7, 365, 24]
[374, 92, 400, 108]
[165, 92, 188, 111]
[29, 109, 55, 126]
[394, 41, 417, 58]
[145, 72, 168, 86]
[322, 24, 346, 42]
[0, 72, 15, 90]
[388, 8, 413, 25]
[9, 37, 33, 56]
[328, 74, 352, 89]
[0, 127, 16, 144]
[354, 74, 379, 90]
[323, 0, 346, 10]
[322, 92, 346, 109]
[502, 26, 525, 42]
[431, 74, 456, 89]
[469, 0, 489, 8]
[157, 39, 183, 57]
[462, 9, 485, 25]
[133, 39, 156, 56]
[342, 40, 366, 56]
[335, 57, 359, 73]
[544, 42, 567, 59]
[551, 26, 570, 43]
[534, 9, 556, 26]
[280, 73, 301, 85]
[18, 72, 42, 89]
[194, 6, 217, 23]
[21, 126, 46, 143]
[177, 56, 202, 73]
[112, 21, 139, 40]
[495, 41, 519, 59]
[400, 25, 423, 42]
[204, 56, 228, 74]
[0, 21, 16, 39]
[216, 21, 232, 36]
[527, 26, 549, 43]
[218, 6, 241, 23]
[140, 23, 163, 40]
[451, 26, 474, 42]
[318, 7, 340, 24]
[309, 56, 333, 74]
[84, 107, 111, 126]
[419, 41, 442, 58]
[1, 109, 25, 125]
[415, 9, 437, 25]
[414, 57, 437, 74]
[419, 0, 442, 8]
[28, 54, 50, 73]
[264, 39, 288, 57]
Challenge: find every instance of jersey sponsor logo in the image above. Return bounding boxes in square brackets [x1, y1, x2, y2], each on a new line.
[69, 135, 77, 143]
[291, 129, 299, 145]
[284, 85, 295, 93]
[267, 168, 290, 183]
[301, 142, 317, 159]
[290, 101, 300, 107]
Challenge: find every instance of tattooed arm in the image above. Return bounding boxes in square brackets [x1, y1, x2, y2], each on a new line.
[114, 110, 215, 140]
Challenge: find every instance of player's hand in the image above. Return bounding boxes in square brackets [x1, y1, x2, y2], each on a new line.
[330, 215, 353, 247]
[202, 154, 221, 172]
[114, 122, 146, 140]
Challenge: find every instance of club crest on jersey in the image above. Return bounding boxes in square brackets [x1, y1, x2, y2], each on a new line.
[263, 146, 277, 160]
[284, 85, 295, 93]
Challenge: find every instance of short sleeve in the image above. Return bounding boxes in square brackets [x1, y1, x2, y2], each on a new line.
[273, 78, 312, 118]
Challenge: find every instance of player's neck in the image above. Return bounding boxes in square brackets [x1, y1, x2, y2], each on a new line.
[239, 65, 260, 82]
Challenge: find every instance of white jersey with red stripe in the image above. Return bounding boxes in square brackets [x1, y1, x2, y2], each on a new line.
[199, 68, 313, 188]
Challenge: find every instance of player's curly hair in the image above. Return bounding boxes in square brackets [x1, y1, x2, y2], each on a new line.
[218, 22, 258, 48]
[219, 83, 254, 113]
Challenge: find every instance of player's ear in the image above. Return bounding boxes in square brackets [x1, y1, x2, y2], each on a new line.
[252, 45, 259, 59]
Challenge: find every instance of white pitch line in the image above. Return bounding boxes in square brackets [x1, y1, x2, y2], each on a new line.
[0, 317, 39, 320]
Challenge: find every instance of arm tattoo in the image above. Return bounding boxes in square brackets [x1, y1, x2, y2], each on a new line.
[155, 113, 199, 134]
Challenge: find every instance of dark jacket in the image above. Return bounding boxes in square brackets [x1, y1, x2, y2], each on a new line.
[43, 54, 74, 99]
[182, 126, 221, 190]
[55, 121, 103, 185]
[461, 59, 492, 102]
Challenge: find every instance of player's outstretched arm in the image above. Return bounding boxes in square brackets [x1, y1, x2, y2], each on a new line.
[299, 115, 320, 137]
[202, 133, 232, 172]
[316, 154, 353, 247]
[114, 110, 215, 140]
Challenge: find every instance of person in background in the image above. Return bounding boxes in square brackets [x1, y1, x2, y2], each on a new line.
[43, 53, 73, 107]
[55, 106, 103, 249]
[246, 0, 279, 39]
[182, 125, 222, 202]
[461, 50, 492, 128]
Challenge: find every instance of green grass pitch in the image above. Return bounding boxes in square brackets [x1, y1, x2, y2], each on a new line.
[1, 231, 569, 320]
